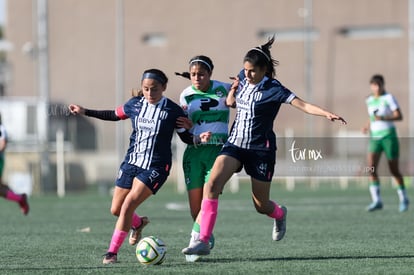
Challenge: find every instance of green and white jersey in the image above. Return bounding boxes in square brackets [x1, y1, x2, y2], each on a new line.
[365, 92, 399, 138]
[180, 80, 231, 145]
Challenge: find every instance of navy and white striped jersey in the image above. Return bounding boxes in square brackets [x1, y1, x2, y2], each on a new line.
[116, 96, 186, 170]
[227, 72, 296, 151]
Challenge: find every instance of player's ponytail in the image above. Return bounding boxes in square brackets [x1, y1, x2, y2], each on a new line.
[175, 72, 191, 80]
[131, 88, 143, 97]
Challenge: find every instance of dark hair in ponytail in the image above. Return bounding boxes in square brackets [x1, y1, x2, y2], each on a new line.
[244, 36, 278, 78]
[175, 72, 191, 80]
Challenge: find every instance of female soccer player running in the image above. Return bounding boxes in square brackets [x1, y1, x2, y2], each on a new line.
[177, 56, 232, 261]
[182, 37, 347, 256]
[69, 69, 211, 264]
[0, 114, 29, 215]
[362, 74, 409, 212]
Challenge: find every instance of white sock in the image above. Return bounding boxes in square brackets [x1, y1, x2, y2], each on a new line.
[369, 185, 381, 203]
[189, 230, 200, 245]
[397, 189, 408, 202]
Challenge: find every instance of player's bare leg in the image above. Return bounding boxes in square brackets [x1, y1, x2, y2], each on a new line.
[388, 159, 409, 212]
[366, 153, 383, 211]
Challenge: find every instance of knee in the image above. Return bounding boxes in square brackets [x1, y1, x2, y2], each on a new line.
[253, 203, 268, 215]
[110, 206, 120, 217]
[205, 181, 222, 198]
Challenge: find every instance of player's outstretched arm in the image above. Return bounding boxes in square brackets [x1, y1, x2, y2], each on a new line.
[291, 97, 347, 125]
[68, 104, 120, 121]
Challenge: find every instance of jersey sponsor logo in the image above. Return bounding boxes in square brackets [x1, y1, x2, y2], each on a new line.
[137, 117, 157, 132]
[138, 117, 155, 124]
[235, 97, 250, 110]
[200, 98, 219, 111]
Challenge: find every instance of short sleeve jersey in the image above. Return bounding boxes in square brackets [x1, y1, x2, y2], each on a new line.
[227, 72, 296, 150]
[116, 96, 186, 170]
[365, 92, 399, 138]
[180, 80, 231, 145]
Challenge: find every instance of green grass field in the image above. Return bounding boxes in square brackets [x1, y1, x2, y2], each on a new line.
[1, 181, 413, 275]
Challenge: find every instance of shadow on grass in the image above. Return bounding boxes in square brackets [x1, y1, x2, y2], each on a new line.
[198, 254, 414, 263]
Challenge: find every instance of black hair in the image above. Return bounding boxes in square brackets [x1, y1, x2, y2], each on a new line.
[370, 74, 385, 88]
[244, 36, 278, 78]
[175, 55, 214, 80]
[142, 69, 168, 85]
[188, 55, 214, 72]
[175, 72, 191, 80]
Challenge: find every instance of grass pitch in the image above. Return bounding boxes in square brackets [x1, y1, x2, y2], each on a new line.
[0, 180, 413, 274]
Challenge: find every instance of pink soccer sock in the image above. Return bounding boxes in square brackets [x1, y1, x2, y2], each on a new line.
[108, 229, 128, 253]
[199, 198, 218, 243]
[5, 190, 22, 202]
[267, 201, 284, 220]
[131, 213, 141, 229]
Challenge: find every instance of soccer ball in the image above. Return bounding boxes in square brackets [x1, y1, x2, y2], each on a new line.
[136, 236, 167, 265]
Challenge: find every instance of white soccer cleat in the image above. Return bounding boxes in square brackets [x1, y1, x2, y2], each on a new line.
[182, 240, 210, 256]
[272, 206, 287, 241]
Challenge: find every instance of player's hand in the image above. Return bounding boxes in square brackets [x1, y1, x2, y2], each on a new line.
[176, 116, 193, 130]
[68, 104, 85, 115]
[326, 113, 347, 124]
[229, 76, 239, 91]
[199, 131, 212, 143]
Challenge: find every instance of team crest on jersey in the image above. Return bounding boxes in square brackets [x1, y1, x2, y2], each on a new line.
[254, 91, 262, 101]
[215, 89, 224, 97]
[159, 111, 168, 120]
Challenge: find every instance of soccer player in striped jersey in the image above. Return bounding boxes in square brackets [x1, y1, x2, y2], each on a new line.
[182, 37, 346, 256]
[362, 74, 409, 212]
[0, 114, 29, 215]
[69, 69, 211, 264]
[176, 55, 232, 261]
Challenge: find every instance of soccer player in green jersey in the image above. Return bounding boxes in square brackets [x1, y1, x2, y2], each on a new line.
[363, 74, 409, 212]
[177, 56, 233, 261]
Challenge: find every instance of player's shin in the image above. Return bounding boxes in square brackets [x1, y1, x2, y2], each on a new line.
[199, 198, 218, 243]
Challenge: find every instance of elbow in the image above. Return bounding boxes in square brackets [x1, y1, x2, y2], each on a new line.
[225, 101, 236, 108]
[394, 113, 403, 121]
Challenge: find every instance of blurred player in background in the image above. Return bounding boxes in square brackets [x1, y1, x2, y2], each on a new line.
[0, 113, 29, 215]
[182, 37, 347, 256]
[69, 69, 211, 264]
[362, 74, 409, 212]
[176, 55, 233, 261]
